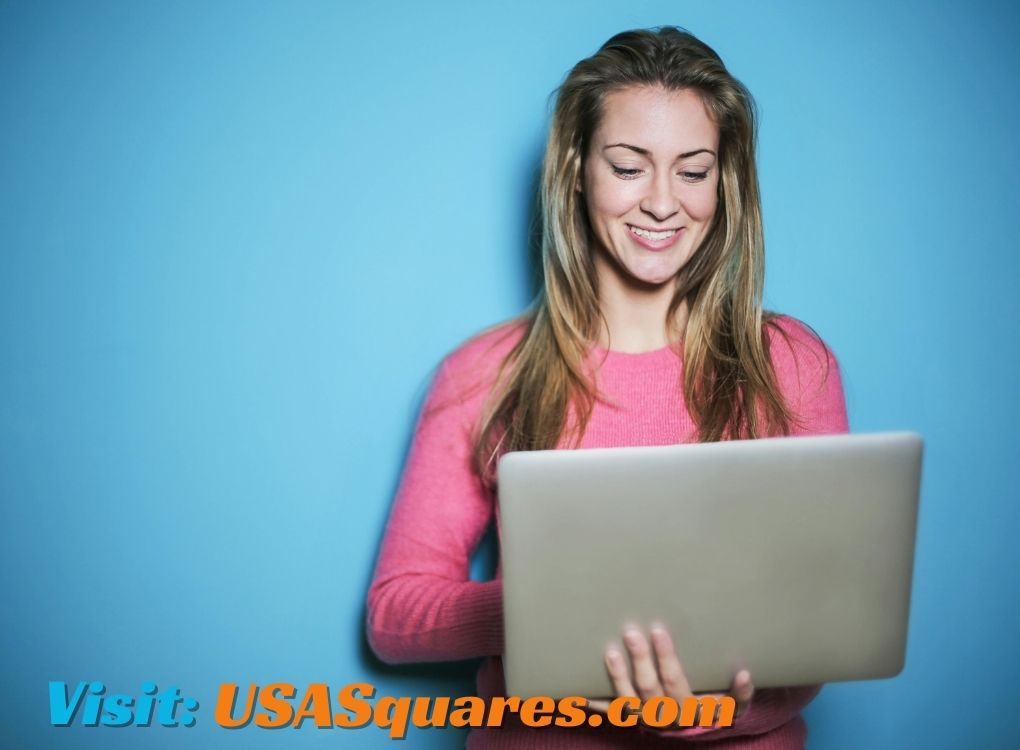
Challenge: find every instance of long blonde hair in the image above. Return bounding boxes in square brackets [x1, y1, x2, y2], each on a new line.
[473, 27, 794, 483]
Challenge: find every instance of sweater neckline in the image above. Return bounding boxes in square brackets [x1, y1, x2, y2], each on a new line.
[588, 342, 682, 365]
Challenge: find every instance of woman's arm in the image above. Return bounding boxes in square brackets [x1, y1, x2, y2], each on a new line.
[366, 356, 504, 664]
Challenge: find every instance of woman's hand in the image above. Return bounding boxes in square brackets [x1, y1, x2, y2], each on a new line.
[587, 624, 754, 730]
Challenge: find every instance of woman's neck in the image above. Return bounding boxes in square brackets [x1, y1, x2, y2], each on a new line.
[596, 275, 688, 353]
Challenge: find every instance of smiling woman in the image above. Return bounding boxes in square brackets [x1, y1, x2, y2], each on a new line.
[367, 26, 848, 749]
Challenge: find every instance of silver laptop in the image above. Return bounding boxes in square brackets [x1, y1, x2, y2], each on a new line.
[497, 432, 922, 698]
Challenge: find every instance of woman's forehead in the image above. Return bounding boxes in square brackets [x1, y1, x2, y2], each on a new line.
[593, 86, 719, 155]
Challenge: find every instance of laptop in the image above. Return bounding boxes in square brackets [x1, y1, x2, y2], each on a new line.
[497, 432, 922, 697]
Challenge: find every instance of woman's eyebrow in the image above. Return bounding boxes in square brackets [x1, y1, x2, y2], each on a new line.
[604, 143, 717, 159]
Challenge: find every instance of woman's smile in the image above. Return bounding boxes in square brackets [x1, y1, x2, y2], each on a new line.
[626, 224, 685, 251]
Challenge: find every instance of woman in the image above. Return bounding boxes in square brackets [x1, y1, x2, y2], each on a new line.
[367, 26, 848, 748]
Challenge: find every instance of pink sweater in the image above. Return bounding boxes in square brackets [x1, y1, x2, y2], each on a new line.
[367, 316, 850, 748]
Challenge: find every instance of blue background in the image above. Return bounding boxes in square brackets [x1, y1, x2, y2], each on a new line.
[2, 1, 1018, 748]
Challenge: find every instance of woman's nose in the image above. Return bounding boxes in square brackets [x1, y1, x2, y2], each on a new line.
[640, 172, 680, 222]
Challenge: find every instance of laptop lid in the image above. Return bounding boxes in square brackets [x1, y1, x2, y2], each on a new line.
[497, 432, 923, 697]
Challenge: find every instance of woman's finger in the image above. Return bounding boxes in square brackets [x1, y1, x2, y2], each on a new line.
[604, 643, 638, 697]
[623, 628, 663, 699]
[649, 624, 692, 699]
[731, 669, 755, 717]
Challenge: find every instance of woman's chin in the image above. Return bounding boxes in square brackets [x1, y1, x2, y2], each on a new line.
[626, 266, 682, 290]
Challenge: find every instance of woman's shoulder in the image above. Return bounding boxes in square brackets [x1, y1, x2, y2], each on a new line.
[422, 317, 527, 412]
[440, 317, 528, 380]
[764, 313, 849, 434]
[765, 313, 840, 373]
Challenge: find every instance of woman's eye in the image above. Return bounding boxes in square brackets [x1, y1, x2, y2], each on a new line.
[611, 166, 641, 179]
[680, 170, 709, 183]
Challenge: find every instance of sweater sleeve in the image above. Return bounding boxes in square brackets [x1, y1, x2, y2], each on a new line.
[366, 355, 504, 664]
[650, 317, 849, 742]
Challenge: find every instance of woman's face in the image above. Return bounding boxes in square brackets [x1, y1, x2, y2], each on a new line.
[582, 85, 720, 291]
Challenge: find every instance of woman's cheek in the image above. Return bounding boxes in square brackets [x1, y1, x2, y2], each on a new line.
[684, 188, 718, 221]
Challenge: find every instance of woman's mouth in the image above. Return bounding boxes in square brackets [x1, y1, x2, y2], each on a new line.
[627, 224, 683, 251]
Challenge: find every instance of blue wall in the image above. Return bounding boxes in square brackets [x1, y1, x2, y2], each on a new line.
[2, 1, 1017, 748]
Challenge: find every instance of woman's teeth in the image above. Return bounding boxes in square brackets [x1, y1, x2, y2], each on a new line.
[629, 226, 677, 241]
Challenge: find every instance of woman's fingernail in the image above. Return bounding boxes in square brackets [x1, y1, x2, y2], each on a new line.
[650, 625, 670, 643]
